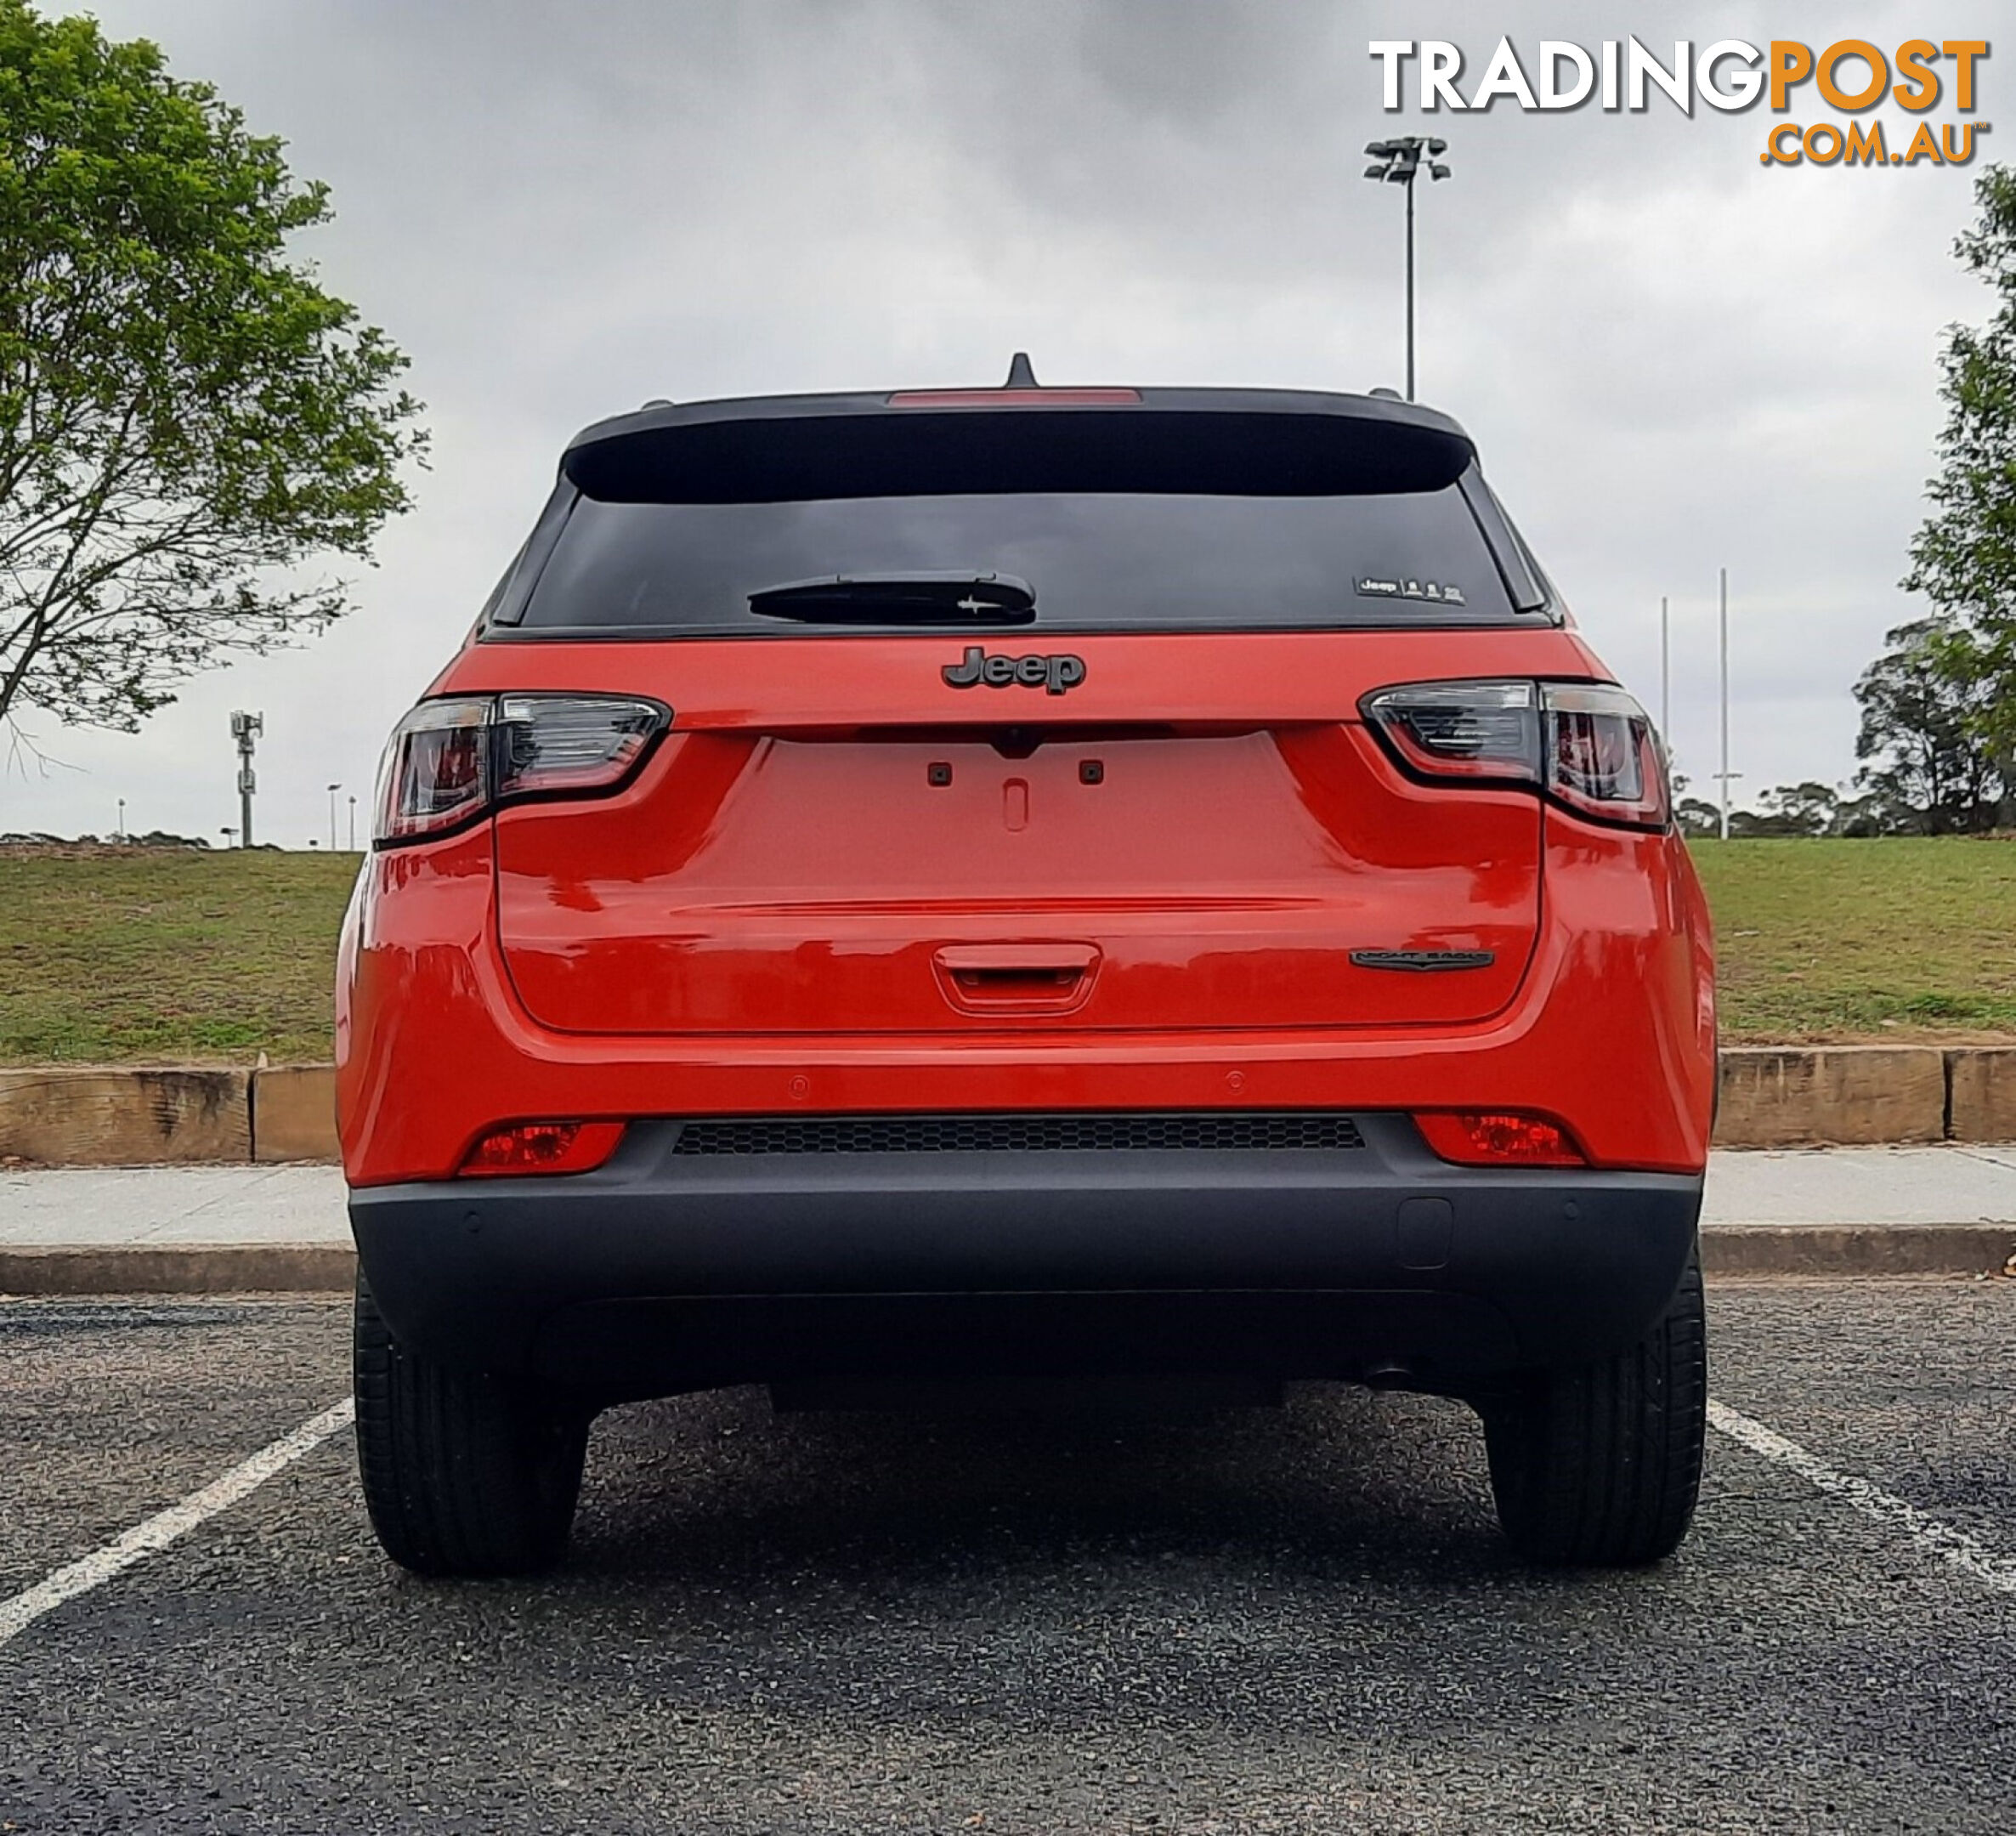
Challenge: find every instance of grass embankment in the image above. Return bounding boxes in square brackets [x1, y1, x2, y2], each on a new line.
[2, 838, 2013, 1062]
[0, 847, 359, 1064]
[1687, 838, 2016, 1042]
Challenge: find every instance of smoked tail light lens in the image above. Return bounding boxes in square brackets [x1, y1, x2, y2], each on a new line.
[1543, 683, 1669, 827]
[374, 696, 493, 843]
[496, 694, 663, 799]
[372, 694, 668, 845]
[458, 1121, 626, 1177]
[1361, 679, 1539, 781]
[1414, 1111, 1587, 1168]
[1362, 679, 1668, 829]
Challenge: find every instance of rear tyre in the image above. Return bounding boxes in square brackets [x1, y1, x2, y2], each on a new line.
[1481, 1244, 1706, 1567]
[353, 1274, 588, 1578]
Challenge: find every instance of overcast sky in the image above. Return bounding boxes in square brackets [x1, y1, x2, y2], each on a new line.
[1, 1, 1998, 845]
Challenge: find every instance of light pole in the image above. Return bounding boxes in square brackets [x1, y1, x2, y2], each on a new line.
[1659, 597, 1671, 743]
[347, 794, 357, 852]
[1713, 568, 1741, 840]
[1362, 137, 1451, 402]
[326, 782, 342, 853]
[219, 825, 238, 849]
[116, 797, 126, 842]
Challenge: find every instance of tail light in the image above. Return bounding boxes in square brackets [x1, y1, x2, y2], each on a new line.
[496, 694, 662, 798]
[373, 694, 668, 845]
[1542, 683, 1668, 827]
[1361, 679, 1668, 829]
[1359, 679, 1537, 781]
[459, 1120, 626, 1177]
[1415, 1111, 1587, 1167]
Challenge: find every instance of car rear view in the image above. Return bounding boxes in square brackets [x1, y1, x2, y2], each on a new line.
[338, 369, 1716, 1578]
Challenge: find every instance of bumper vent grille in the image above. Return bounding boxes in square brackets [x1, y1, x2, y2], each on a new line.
[671, 1114, 1365, 1156]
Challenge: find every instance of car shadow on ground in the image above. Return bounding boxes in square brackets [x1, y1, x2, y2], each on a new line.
[558, 1382, 1525, 1591]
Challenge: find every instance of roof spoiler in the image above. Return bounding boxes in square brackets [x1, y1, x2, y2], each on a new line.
[563, 394, 1477, 506]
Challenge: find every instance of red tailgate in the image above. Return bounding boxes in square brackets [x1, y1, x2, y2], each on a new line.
[453, 630, 1597, 1038]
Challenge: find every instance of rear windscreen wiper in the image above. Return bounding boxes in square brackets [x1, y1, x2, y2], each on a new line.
[747, 571, 1036, 625]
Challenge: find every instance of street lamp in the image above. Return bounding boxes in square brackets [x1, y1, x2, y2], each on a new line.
[347, 794, 357, 853]
[326, 782, 342, 853]
[1362, 137, 1451, 402]
[116, 797, 126, 842]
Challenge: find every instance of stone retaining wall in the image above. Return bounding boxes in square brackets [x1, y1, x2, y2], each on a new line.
[3, 1050, 2013, 1166]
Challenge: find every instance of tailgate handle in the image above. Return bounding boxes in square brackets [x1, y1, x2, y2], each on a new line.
[933, 944, 1099, 1012]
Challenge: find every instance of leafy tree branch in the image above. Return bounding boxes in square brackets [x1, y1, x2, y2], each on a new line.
[0, 0, 426, 733]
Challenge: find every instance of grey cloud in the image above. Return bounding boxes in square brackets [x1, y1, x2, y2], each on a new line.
[1, 0, 1995, 843]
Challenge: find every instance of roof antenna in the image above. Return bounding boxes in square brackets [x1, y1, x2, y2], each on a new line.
[1004, 351, 1039, 388]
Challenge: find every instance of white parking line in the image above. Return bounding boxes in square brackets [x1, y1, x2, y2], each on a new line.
[1708, 1398, 2016, 1598]
[6, 1392, 2010, 1646]
[0, 1397, 355, 1650]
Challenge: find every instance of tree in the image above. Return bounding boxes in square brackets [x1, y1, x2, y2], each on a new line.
[1750, 781, 1842, 836]
[1673, 796, 1721, 838]
[0, 2, 425, 734]
[1852, 617, 2006, 832]
[1903, 163, 2016, 790]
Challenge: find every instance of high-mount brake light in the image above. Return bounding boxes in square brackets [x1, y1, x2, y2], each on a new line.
[1361, 679, 1668, 829]
[372, 694, 668, 846]
[1414, 1111, 1587, 1167]
[458, 1120, 626, 1178]
[886, 388, 1143, 407]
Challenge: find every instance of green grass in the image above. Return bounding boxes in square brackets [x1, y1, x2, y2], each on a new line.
[0, 847, 360, 1065]
[1687, 837, 2016, 1042]
[3, 838, 2014, 1063]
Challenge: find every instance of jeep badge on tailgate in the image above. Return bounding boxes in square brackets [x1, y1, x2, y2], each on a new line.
[943, 646, 1087, 695]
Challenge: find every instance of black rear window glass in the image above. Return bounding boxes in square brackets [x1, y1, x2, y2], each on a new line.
[516, 486, 1518, 635]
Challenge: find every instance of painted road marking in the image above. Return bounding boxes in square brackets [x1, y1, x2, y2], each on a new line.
[0, 1397, 355, 1650]
[1709, 1398, 2016, 1598]
[3, 1391, 2010, 1647]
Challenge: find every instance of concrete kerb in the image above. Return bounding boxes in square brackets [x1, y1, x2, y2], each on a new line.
[0, 1244, 357, 1295]
[2, 1051, 2013, 1168]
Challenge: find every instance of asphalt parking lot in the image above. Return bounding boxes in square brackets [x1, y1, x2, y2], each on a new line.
[3, 1280, 2013, 1833]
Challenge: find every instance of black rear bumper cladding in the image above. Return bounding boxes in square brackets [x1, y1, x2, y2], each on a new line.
[348, 1114, 1702, 1399]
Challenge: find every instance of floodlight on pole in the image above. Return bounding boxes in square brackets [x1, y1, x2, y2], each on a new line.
[1362, 136, 1451, 402]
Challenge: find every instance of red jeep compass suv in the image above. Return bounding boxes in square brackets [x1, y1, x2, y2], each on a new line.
[339, 369, 1715, 1578]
